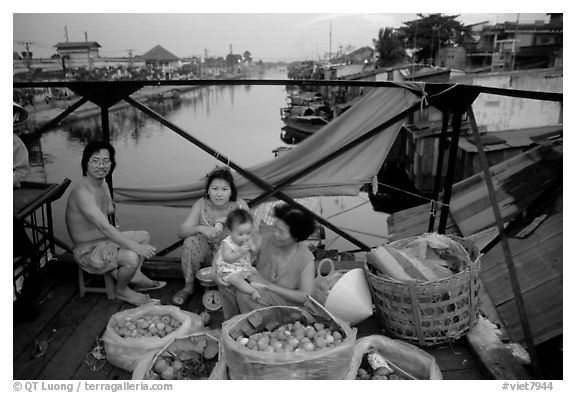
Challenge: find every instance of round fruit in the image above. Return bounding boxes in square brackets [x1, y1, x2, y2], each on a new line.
[171, 360, 184, 372]
[356, 368, 370, 380]
[153, 358, 169, 374]
[160, 366, 175, 380]
[305, 327, 316, 339]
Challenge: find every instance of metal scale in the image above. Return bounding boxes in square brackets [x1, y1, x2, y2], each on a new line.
[195, 267, 222, 311]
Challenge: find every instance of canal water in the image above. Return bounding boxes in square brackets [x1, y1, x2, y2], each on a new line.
[36, 69, 389, 256]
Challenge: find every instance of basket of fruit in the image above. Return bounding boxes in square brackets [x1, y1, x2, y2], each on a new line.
[101, 303, 204, 372]
[346, 335, 442, 380]
[364, 233, 481, 347]
[221, 301, 357, 379]
[132, 331, 220, 380]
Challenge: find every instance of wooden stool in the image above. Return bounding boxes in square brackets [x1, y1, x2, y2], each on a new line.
[77, 265, 116, 300]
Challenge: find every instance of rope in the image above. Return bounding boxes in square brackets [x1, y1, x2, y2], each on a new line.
[417, 83, 429, 112]
[376, 181, 450, 208]
[325, 199, 370, 219]
[325, 234, 340, 249]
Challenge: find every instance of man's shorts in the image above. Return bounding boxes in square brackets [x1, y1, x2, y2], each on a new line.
[74, 231, 136, 275]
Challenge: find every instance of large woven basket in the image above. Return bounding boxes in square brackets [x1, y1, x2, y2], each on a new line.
[364, 235, 481, 347]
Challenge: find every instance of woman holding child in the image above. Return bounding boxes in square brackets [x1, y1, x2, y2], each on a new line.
[217, 203, 317, 320]
[172, 167, 249, 306]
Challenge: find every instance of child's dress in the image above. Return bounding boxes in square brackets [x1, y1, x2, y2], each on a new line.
[215, 236, 254, 283]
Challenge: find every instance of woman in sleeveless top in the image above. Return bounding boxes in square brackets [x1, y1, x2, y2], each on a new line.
[172, 168, 249, 306]
[218, 203, 316, 319]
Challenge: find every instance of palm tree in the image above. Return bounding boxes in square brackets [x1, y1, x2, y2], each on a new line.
[373, 27, 406, 68]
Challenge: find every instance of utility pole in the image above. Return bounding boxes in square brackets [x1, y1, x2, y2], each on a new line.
[85, 32, 92, 71]
[512, 13, 520, 70]
[64, 25, 69, 42]
[329, 21, 332, 62]
[204, 49, 209, 77]
[127, 49, 134, 66]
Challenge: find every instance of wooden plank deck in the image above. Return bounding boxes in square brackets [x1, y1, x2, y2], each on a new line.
[14, 260, 494, 380]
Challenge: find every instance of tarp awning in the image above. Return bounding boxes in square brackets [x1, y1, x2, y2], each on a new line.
[114, 83, 424, 207]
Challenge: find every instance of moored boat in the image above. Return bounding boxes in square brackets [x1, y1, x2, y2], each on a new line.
[282, 114, 330, 135]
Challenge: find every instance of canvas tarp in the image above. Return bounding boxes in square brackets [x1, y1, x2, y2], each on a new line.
[114, 83, 424, 207]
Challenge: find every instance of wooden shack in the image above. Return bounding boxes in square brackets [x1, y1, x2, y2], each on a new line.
[400, 122, 562, 194]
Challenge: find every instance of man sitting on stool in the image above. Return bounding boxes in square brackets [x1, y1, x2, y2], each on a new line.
[65, 141, 165, 306]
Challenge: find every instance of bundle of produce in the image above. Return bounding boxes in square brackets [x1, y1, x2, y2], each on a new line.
[367, 233, 472, 282]
[102, 303, 204, 372]
[364, 234, 481, 346]
[221, 303, 357, 379]
[132, 331, 220, 380]
[346, 335, 442, 380]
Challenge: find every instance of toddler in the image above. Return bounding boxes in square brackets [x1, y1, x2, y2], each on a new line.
[214, 208, 263, 300]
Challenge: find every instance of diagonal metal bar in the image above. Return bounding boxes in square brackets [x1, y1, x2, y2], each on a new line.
[249, 91, 448, 207]
[35, 96, 90, 134]
[123, 95, 371, 252]
[467, 106, 543, 378]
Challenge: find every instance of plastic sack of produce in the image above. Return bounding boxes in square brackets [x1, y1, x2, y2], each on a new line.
[346, 334, 442, 380]
[102, 303, 204, 372]
[221, 303, 357, 379]
[132, 331, 220, 380]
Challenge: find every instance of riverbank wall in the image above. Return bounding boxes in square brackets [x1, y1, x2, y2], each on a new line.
[17, 73, 251, 135]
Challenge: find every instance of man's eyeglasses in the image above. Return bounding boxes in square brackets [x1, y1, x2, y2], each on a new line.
[88, 158, 112, 166]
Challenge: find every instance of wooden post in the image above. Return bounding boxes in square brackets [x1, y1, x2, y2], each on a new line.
[466, 106, 542, 378]
[428, 110, 449, 232]
[438, 107, 463, 233]
[101, 106, 115, 227]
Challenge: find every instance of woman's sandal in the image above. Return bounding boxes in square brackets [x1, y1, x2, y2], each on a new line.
[172, 288, 193, 306]
[132, 280, 167, 292]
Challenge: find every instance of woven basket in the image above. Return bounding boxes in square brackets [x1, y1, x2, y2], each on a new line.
[364, 235, 481, 347]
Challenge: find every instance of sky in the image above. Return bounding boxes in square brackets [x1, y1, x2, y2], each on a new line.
[12, 9, 551, 62]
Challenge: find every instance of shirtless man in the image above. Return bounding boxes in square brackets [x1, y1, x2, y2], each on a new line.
[65, 141, 164, 306]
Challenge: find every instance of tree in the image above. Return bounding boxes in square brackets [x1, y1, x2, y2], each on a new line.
[397, 13, 471, 64]
[243, 51, 253, 63]
[373, 27, 406, 67]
